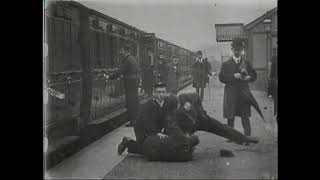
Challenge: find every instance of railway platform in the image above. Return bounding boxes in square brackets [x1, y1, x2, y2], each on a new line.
[45, 76, 278, 179]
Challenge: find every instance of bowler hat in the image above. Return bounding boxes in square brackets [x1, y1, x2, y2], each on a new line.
[231, 38, 245, 49]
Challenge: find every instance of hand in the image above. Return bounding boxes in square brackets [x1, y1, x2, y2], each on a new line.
[185, 133, 190, 138]
[104, 74, 110, 80]
[243, 75, 251, 81]
[240, 68, 248, 74]
[234, 73, 241, 79]
[157, 132, 168, 139]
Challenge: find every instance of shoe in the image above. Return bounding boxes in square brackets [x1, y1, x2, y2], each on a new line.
[125, 123, 133, 127]
[191, 147, 196, 152]
[226, 139, 233, 143]
[246, 136, 259, 144]
[117, 137, 131, 155]
[220, 149, 235, 157]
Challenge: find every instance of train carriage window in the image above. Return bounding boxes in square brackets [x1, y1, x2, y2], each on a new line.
[94, 32, 104, 69]
[105, 33, 113, 67]
[64, 21, 72, 69]
[98, 32, 104, 68]
[110, 36, 119, 67]
[47, 17, 54, 74]
[54, 19, 67, 72]
[71, 24, 81, 70]
[101, 32, 106, 68]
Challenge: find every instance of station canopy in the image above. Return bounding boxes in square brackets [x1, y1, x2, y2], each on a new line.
[215, 23, 248, 42]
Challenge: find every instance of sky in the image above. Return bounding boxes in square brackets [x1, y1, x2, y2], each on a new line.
[75, 0, 277, 53]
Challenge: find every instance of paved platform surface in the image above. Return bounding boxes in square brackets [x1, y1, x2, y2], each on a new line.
[45, 76, 278, 179]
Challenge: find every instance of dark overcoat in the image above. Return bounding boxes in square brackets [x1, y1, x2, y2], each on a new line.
[192, 58, 211, 88]
[133, 94, 178, 153]
[133, 97, 166, 153]
[140, 94, 196, 162]
[142, 134, 193, 162]
[218, 57, 257, 119]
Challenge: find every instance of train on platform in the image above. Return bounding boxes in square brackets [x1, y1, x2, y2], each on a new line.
[43, 1, 197, 167]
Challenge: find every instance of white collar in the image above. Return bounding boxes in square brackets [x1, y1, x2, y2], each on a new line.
[233, 55, 241, 63]
[153, 98, 164, 107]
[124, 53, 131, 58]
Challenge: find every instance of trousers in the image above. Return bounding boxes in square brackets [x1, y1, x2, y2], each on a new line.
[227, 117, 251, 136]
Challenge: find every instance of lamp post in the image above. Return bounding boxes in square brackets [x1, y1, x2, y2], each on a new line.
[264, 18, 272, 74]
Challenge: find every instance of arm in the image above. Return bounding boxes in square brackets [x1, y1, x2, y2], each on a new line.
[243, 61, 257, 82]
[207, 62, 212, 76]
[219, 63, 236, 84]
[108, 59, 130, 80]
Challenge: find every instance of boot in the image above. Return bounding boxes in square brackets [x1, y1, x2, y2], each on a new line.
[117, 137, 131, 155]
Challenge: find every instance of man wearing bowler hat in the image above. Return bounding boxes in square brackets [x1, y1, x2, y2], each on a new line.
[219, 38, 257, 137]
[192, 50, 212, 101]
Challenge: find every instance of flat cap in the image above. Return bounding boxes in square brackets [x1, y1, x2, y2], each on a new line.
[154, 81, 167, 88]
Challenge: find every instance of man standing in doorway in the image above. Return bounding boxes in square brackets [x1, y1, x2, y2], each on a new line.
[105, 43, 139, 127]
[192, 51, 212, 101]
[219, 38, 257, 137]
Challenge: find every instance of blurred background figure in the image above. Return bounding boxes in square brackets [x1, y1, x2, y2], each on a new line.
[192, 51, 212, 101]
[167, 57, 180, 94]
[270, 55, 277, 121]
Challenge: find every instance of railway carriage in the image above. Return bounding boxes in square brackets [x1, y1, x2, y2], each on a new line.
[44, 0, 196, 168]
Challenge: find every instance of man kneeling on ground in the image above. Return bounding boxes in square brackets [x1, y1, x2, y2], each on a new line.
[117, 82, 198, 162]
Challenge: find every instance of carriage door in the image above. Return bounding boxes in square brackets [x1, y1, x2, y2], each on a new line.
[45, 4, 82, 143]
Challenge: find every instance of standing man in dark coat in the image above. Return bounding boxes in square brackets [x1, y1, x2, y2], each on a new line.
[192, 51, 212, 101]
[219, 38, 257, 136]
[105, 44, 139, 127]
[167, 58, 180, 94]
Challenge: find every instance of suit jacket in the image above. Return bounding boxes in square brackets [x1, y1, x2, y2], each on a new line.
[135, 98, 165, 138]
[218, 57, 257, 118]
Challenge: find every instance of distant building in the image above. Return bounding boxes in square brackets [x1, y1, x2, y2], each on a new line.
[215, 7, 277, 91]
